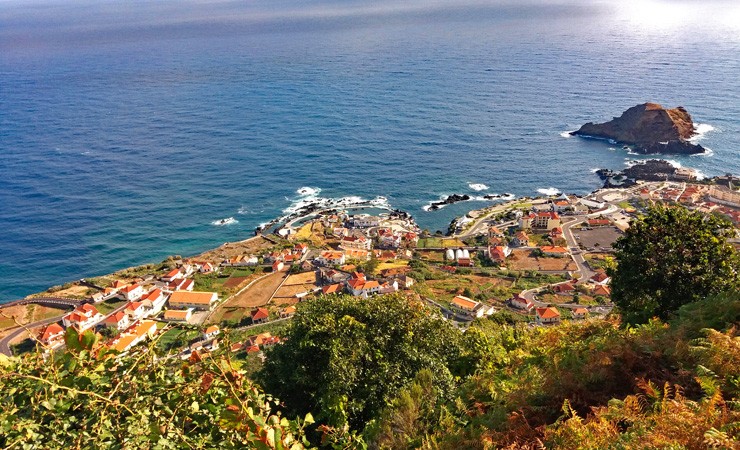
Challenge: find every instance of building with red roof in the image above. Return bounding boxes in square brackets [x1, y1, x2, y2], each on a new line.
[535, 307, 561, 325]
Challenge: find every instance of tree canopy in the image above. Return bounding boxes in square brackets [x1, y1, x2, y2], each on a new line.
[0, 329, 314, 450]
[609, 204, 739, 324]
[257, 294, 464, 430]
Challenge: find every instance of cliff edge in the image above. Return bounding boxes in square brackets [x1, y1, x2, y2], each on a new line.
[571, 103, 705, 154]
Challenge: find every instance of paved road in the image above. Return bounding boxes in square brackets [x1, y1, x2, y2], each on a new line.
[1, 296, 84, 309]
[0, 313, 66, 356]
[561, 217, 594, 280]
[0, 300, 134, 357]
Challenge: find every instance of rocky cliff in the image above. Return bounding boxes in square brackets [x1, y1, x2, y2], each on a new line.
[571, 103, 706, 154]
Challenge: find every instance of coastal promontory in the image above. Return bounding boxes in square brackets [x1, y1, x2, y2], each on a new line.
[571, 103, 705, 154]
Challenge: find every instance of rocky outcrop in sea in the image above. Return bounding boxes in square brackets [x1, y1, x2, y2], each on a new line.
[595, 159, 698, 188]
[571, 103, 706, 155]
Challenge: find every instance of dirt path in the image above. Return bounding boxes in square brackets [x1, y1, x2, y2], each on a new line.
[208, 271, 287, 323]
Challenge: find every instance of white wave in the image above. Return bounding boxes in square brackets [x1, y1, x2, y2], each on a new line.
[689, 123, 715, 142]
[237, 206, 248, 215]
[468, 183, 489, 191]
[296, 186, 321, 197]
[665, 159, 682, 169]
[559, 131, 575, 138]
[421, 191, 515, 212]
[281, 193, 392, 221]
[624, 159, 639, 168]
[608, 139, 617, 145]
[608, 147, 617, 151]
[212, 217, 238, 226]
[590, 168, 600, 173]
[690, 147, 714, 157]
[537, 187, 561, 196]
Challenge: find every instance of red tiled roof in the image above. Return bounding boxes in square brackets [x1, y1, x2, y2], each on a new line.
[251, 308, 269, 320]
[540, 246, 568, 254]
[322, 284, 342, 294]
[536, 307, 560, 319]
[39, 323, 64, 341]
[142, 288, 162, 301]
[591, 272, 609, 282]
[105, 311, 127, 324]
[121, 284, 140, 293]
[452, 295, 478, 310]
[164, 268, 180, 278]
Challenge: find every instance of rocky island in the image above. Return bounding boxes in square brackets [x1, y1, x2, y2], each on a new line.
[571, 103, 706, 154]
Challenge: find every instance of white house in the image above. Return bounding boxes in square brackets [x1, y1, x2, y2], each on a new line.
[451, 295, 485, 318]
[163, 308, 193, 323]
[124, 301, 148, 321]
[37, 323, 65, 349]
[203, 325, 220, 340]
[510, 294, 534, 311]
[63, 304, 104, 332]
[119, 284, 144, 301]
[590, 272, 611, 285]
[169, 291, 218, 311]
[316, 251, 345, 266]
[103, 311, 130, 331]
[109, 320, 158, 353]
[162, 268, 183, 283]
[535, 307, 561, 325]
[346, 279, 381, 297]
[352, 215, 380, 228]
[141, 288, 167, 315]
[340, 235, 372, 250]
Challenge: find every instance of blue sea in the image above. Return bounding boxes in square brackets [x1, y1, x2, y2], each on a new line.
[1, 0, 740, 302]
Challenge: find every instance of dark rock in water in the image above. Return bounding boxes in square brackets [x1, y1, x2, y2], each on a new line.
[428, 194, 470, 211]
[571, 103, 705, 155]
[595, 159, 698, 188]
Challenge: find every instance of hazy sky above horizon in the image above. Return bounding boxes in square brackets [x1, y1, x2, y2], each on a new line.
[1, 0, 739, 51]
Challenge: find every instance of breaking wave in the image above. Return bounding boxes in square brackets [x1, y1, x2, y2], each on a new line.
[212, 217, 238, 226]
[537, 187, 561, 196]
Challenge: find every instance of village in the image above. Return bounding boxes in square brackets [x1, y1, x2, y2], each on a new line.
[1, 177, 739, 363]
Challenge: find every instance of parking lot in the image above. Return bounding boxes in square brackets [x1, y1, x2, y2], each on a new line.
[573, 226, 623, 251]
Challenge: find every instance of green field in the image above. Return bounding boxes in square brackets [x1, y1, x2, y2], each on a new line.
[155, 327, 200, 352]
[417, 237, 466, 249]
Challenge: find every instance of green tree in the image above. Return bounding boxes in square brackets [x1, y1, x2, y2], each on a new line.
[257, 294, 463, 430]
[364, 369, 440, 449]
[609, 205, 739, 324]
[0, 329, 315, 449]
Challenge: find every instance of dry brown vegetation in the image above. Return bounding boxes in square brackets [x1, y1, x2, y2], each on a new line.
[507, 249, 577, 271]
[197, 235, 276, 263]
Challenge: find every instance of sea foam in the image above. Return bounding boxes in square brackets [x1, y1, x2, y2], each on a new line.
[468, 183, 489, 191]
[689, 123, 715, 142]
[537, 187, 561, 196]
[212, 217, 238, 226]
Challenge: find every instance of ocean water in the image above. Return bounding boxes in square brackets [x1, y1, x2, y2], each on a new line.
[1, 0, 740, 302]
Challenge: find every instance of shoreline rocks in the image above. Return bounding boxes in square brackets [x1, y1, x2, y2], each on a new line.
[595, 159, 698, 188]
[572, 103, 706, 155]
[428, 194, 470, 211]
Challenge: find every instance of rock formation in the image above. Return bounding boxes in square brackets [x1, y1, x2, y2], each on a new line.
[571, 103, 706, 154]
[428, 194, 470, 211]
[595, 159, 698, 188]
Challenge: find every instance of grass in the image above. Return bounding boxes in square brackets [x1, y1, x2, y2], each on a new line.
[375, 260, 409, 274]
[227, 320, 289, 342]
[156, 327, 200, 352]
[585, 254, 615, 271]
[417, 238, 466, 249]
[95, 299, 126, 315]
